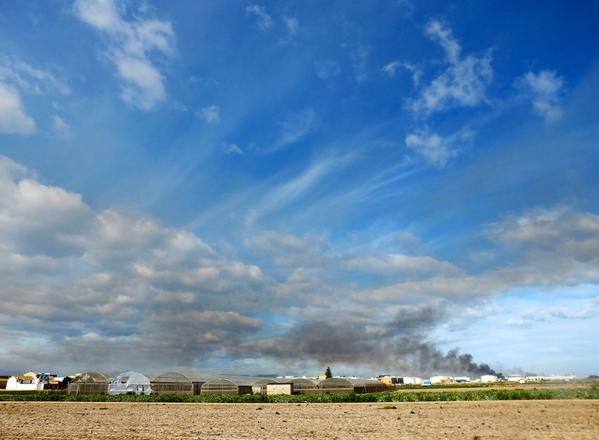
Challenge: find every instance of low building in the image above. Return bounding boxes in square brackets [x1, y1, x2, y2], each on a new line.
[454, 376, 471, 383]
[108, 371, 152, 395]
[430, 376, 454, 385]
[507, 374, 525, 383]
[402, 376, 423, 385]
[6, 372, 45, 391]
[266, 383, 293, 395]
[480, 374, 498, 383]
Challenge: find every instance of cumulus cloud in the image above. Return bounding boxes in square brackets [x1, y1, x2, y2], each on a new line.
[410, 19, 493, 114]
[516, 70, 564, 122]
[74, 0, 175, 110]
[196, 105, 220, 124]
[487, 207, 599, 261]
[0, 83, 36, 134]
[405, 127, 473, 167]
[245, 4, 273, 31]
[0, 55, 70, 135]
[0, 155, 270, 370]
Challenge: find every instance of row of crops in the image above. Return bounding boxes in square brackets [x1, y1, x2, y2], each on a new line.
[1, 386, 597, 403]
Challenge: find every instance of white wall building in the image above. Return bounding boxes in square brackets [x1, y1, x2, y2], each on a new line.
[6, 372, 44, 391]
[480, 374, 499, 383]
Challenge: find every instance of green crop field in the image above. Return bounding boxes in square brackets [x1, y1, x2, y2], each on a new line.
[0, 386, 597, 403]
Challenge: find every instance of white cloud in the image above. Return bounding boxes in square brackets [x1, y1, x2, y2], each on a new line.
[516, 70, 564, 122]
[245, 4, 273, 31]
[0, 83, 36, 134]
[197, 105, 220, 124]
[267, 107, 317, 152]
[487, 207, 599, 261]
[0, 154, 273, 369]
[74, 0, 175, 110]
[405, 127, 473, 167]
[283, 16, 300, 40]
[506, 297, 599, 327]
[0, 56, 70, 96]
[411, 20, 493, 114]
[345, 254, 460, 277]
[382, 60, 422, 85]
[52, 115, 71, 138]
[224, 143, 243, 155]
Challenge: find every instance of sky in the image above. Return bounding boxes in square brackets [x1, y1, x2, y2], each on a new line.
[0, 0, 598, 377]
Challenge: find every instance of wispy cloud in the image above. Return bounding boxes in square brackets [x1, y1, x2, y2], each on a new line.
[51, 115, 71, 138]
[410, 19, 493, 114]
[265, 107, 317, 153]
[405, 126, 474, 167]
[223, 143, 243, 155]
[245, 4, 273, 31]
[74, 0, 175, 110]
[516, 70, 564, 122]
[282, 16, 300, 41]
[382, 60, 422, 85]
[196, 105, 220, 124]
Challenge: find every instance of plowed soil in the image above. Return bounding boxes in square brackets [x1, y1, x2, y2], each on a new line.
[1, 400, 597, 439]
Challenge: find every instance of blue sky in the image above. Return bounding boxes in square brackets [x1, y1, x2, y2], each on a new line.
[0, 0, 598, 377]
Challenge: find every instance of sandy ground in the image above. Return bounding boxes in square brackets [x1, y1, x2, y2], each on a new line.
[0, 400, 597, 439]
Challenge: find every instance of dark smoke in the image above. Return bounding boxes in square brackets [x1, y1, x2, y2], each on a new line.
[235, 303, 496, 376]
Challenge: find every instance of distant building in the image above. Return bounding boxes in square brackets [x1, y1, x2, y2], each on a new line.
[507, 374, 525, 383]
[6, 371, 44, 391]
[377, 375, 423, 386]
[266, 383, 293, 395]
[430, 376, 453, 384]
[480, 374, 499, 383]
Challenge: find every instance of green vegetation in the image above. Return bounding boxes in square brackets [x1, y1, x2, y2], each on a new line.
[0, 386, 597, 403]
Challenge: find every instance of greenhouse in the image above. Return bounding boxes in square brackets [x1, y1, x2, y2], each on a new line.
[67, 372, 109, 395]
[151, 371, 214, 394]
[201, 376, 278, 395]
[108, 371, 152, 395]
[346, 378, 387, 393]
[316, 378, 354, 394]
[287, 378, 318, 394]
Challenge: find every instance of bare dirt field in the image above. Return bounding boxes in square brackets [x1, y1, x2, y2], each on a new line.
[1, 400, 597, 439]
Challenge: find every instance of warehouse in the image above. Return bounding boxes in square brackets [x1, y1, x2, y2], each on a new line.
[67, 372, 109, 395]
[108, 371, 152, 395]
